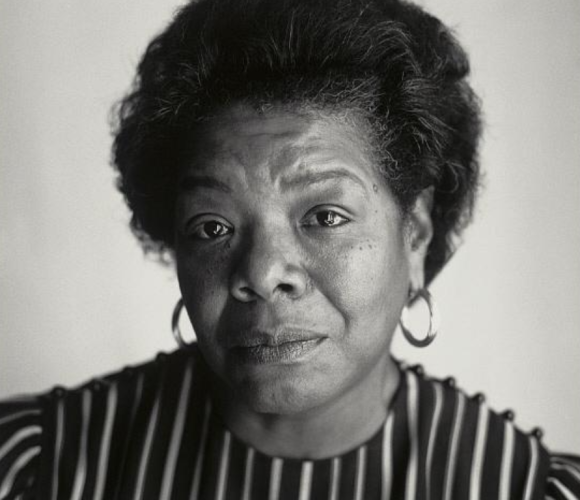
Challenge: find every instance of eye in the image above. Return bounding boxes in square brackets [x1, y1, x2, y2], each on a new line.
[190, 219, 233, 240]
[304, 208, 350, 228]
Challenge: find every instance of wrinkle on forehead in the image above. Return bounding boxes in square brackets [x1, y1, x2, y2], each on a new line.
[199, 107, 314, 176]
[185, 104, 379, 192]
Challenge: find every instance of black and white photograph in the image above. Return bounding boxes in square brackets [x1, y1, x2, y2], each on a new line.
[1, 0, 579, 498]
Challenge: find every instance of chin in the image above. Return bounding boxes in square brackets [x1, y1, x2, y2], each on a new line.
[235, 374, 332, 416]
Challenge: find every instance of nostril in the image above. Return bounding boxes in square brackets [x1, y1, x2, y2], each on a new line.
[278, 284, 294, 294]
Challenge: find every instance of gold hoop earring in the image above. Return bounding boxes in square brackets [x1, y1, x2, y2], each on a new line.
[399, 288, 440, 348]
[171, 298, 195, 349]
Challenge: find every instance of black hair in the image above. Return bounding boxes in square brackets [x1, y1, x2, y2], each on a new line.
[112, 0, 481, 284]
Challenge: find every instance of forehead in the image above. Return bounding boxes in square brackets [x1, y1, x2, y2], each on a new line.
[182, 104, 380, 186]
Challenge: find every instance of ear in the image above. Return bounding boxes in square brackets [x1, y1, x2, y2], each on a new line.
[406, 187, 434, 292]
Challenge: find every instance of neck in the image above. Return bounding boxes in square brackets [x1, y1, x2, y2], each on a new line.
[210, 354, 401, 459]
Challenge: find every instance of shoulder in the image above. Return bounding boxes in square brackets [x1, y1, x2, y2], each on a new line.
[546, 454, 580, 499]
[0, 395, 43, 499]
[0, 347, 203, 499]
[400, 363, 580, 499]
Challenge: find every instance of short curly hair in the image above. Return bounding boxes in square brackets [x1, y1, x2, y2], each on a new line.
[112, 0, 481, 284]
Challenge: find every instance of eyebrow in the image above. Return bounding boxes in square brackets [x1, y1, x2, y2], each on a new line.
[279, 168, 368, 192]
[178, 168, 369, 195]
[179, 175, 232, 194]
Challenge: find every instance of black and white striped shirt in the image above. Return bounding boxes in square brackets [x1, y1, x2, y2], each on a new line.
[1, 348, 579, 499]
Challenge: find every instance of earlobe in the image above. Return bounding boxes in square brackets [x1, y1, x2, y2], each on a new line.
[407, 187, 434, 290]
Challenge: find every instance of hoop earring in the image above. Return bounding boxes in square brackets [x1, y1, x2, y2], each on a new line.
[399, 288, 440, 348]
[171, 298, 195, 349]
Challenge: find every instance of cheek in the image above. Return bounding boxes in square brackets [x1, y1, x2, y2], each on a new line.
[312, 235, 409, 326]
[176, 248, 230, 335]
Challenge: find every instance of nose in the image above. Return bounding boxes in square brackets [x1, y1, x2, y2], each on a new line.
[229, 229, 308, 302]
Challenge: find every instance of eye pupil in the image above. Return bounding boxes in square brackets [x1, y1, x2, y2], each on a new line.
[204, 221, 224, 236]
[317, 211, 338, 226]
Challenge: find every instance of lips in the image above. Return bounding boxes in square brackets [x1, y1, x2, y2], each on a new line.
[226, 327, 327, 364]
[227, 327, 324, 348]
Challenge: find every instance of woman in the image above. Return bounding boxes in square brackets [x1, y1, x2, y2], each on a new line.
[0, 0, 578, 498]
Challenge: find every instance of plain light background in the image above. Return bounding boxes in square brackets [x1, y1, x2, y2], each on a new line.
[1, 0, 579, 453]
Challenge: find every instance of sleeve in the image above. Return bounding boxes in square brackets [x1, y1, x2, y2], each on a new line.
[546, 453, 580, 500]
[0, 396, 43, 500]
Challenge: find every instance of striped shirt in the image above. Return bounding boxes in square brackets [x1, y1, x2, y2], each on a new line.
[0, 348, 579, 499]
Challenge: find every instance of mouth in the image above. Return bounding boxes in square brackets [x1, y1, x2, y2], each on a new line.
[228, 328, 327, 365]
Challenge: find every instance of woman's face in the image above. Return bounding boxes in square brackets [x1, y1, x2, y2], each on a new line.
[175, 104, 430, 416]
